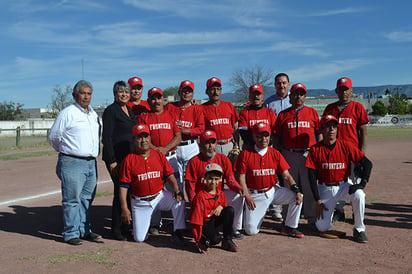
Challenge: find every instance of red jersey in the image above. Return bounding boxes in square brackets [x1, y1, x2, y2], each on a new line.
[239, 106, 277, 132]
[189, 189, 227, 242]
[119, 149, 175, 197]
[164, 102, 205, 141]
[305, 139, 364, 184]
[234, 146, 290, 189]
[127, 100, 150, 117]
[138, 110, 181, 147]
[322, 101, 369, 147]
[200, 101, 239, 141]
[185, 153, 240, 203]
[274, 106, 320, 149]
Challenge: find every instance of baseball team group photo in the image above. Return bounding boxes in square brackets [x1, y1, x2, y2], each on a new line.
[1, 73, 411, 273]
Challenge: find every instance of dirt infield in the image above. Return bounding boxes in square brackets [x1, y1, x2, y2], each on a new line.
[0, 138, 411, 273]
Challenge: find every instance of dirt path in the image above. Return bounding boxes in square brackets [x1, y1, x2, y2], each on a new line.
[0, 138, 411, 273]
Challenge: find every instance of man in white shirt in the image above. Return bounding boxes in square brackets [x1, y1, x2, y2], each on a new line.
[48, 80, 102, 245]
[263, 73, 292, 221]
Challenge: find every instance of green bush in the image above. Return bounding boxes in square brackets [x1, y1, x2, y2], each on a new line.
[371, 101, 388, 116]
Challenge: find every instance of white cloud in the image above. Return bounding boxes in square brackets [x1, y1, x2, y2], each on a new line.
[309, 7, 369, 17]
[8, 0, 107, 13]
[122, 0, 277, 27]
[289, 59, 375, 82]
[385, 31, 412, 42]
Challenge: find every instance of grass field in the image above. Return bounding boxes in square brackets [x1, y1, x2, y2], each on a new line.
[367, 126, 412, 139]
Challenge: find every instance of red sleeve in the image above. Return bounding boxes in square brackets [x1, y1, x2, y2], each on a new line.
[268, 109, 277, 133]
[276, 151, 291, 173]
[238, 109, 248, 128]
[357, 104, 370, 126]
[184, 158, 198, 203]
[190, 106, 205, 137]
[231, 103, 240, 124]
[348, 143, 365, 165]
[119, 155, 133, 184]
[305, 147, 318, 170]
[192, 224, 203, 243]
[234, 150, 247, 174]
[137, 113, 147, 125]
[273, 112, 283, 136]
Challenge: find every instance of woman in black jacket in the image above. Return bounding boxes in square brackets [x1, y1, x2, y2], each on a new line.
[102, 80, 137, 240]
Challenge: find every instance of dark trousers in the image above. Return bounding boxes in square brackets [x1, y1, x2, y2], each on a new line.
[106, 163, 131, 236]
[202, 206, 234, 245]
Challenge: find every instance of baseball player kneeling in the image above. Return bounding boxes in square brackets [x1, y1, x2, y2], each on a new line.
[118, 124, 186, 243]
[234, 122, 304, 237]
[189, 163, 239, 253]
[305, 115, 373, 243]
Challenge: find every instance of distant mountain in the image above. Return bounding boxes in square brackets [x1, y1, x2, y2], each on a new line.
[215, 84, 412, 103]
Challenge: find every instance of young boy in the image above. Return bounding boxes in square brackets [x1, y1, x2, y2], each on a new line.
[189, 163, 239, 253]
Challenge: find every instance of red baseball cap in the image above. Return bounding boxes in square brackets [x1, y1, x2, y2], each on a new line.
[133, 124, 150, 137]
[320, 115, 339, 128]
[249, 84, 263, 94]
[206, 77, 222, 88]
[148, 87, 163, 98]
[290, 83, 307, 94]
[252, 122, 271, 135]
[179, 80, 194, 91]
[200, 130, 217, 143]
[128, 77, 143, 88]
[336, 77, 352, 89]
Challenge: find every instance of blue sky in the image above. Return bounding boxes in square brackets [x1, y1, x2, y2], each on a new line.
[1, 0, 411, 108]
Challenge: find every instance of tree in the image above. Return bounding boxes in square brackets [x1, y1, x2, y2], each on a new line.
[49, 85, 73, 117]
[371, 101, 387, 116]
[0, 101, 24, 120]
[388, 93, 409, 114]
[162, 86, 179, 102]
[229, 65, 274, 102]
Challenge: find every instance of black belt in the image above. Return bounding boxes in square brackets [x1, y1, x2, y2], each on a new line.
[60, 153, 95, 161]
[179, 139, 196, 146]
[319, 182, 342, 187]
[283, 147, 309, 153]
[132, 192, 160, 201]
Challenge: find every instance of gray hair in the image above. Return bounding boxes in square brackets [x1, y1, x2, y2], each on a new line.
[113, 80, 131, 96]
[73, 80, 93, 96]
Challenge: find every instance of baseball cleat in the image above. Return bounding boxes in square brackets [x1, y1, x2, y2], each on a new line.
[353, 229, 368, 243]
[233, 230, 244, 239]
[272, 212, 284, 222]
[221, 239, 239, 252]
[281, 226, 304, 238]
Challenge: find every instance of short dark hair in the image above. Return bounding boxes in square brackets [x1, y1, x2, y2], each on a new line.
[274, 73, 290, 84]
[204, 170, 223, 178]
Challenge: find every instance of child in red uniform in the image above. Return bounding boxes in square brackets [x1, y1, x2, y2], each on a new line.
[189, 163, 239, 253]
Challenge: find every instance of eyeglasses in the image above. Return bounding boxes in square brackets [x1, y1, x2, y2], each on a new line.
[131, 85, 143, 90]
[322, 123, 338, 129]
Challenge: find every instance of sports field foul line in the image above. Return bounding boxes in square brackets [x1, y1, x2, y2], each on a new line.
[0, 180, 112, 206]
